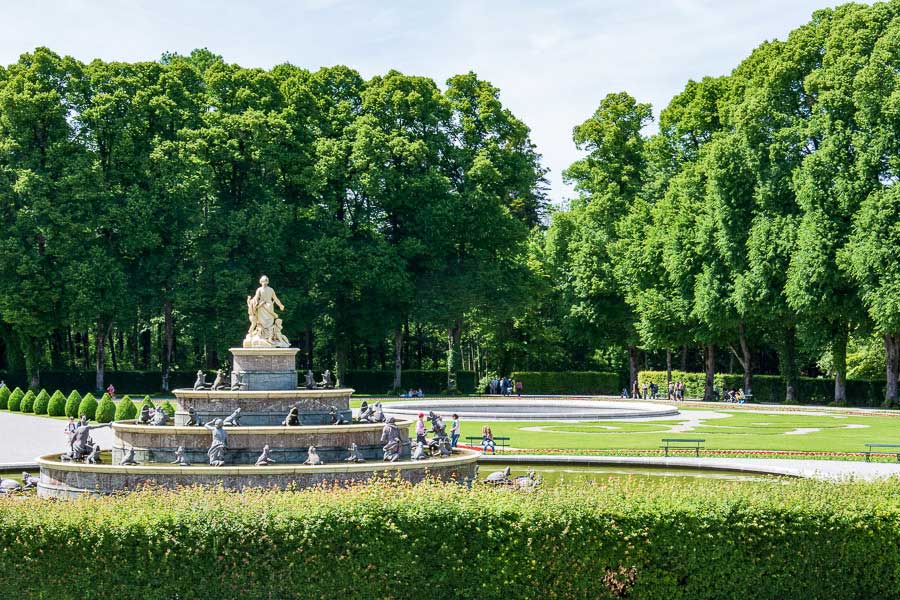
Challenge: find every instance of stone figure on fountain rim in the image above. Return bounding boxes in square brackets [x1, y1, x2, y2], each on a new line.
[205, 419, 228, 466]
[243, 275, 291, 348]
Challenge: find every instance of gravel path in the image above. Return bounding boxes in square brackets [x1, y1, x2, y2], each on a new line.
[0, 411, 114, 464]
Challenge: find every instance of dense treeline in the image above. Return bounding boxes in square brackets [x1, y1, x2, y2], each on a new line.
[542, 1, 900, 406]
[0, 47, 546, 391]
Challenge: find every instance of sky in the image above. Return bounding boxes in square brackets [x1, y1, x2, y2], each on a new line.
[0, 0, 847, 202]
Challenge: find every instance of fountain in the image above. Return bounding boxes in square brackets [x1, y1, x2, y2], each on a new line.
[37, 277, 478, 499]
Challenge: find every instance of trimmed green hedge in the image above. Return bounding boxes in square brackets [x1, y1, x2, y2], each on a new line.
[64, 390, 82, 418]
[0, 385, 8, 409]
[32, 389, 50, 415]
[47, 390, 67, 416]
[95, 394, 116, 423]
[114, 395, 137, 420]
[341, 369, 476, 394]
[510, 371, 621, 395]
[6, 387, 23, 411]
[1, 479, 900, 598]
[78, 393, 98, 420]
[19, 390, 35, 413]
[638, 370, 888, 406]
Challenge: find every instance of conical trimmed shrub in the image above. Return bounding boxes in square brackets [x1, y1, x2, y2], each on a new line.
[64, 391, 82, 418]
[33, 389, 51, 415]
[78, 393, 98, 421]
[0, 385, 9, 410]
[20, 390, 35, 413]
[95, 394, 116, 423]
[139, 396, 155, 413]
[114, 394, 137, 421]
[160, 400, 176, 418]
[8, 387, 24, 411]
[47, 390, 66, 417]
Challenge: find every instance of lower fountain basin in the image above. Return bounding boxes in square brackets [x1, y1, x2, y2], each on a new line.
[36, 449, 480, 499]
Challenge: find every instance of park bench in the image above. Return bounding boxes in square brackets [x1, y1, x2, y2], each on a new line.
[863, 443, 900, 462]
[661, 438, 705, 457]
[465, 436, 510, 453]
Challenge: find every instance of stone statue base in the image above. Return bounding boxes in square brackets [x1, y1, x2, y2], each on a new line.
[230, 347, 299, 391]
[242, 335, 291, 349]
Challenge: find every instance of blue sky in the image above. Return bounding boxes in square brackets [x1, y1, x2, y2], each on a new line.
[1, 0, 845, 201]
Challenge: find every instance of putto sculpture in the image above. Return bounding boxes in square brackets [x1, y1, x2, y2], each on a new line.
[303, 446, 323, 465]
[255, 444, 276, 466]
[383, 438, 402, 462]
[244, 275, 290, 348]
[205, 419, 227, 466]
[64, 421, 111, 461]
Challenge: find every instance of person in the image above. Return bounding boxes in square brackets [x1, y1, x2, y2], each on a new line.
[631, 380, 638, 399]
[415, 412, 427, 444]
[417, 388, 424, 398]
[515, 380, 523, 396]
[667, 381, 675, 401]
[450, 413, 461, 448]
[621, 387, 629, 398]
[641, 381, 649, 400]
[481, 424, 495, 454]
[650, 382, 658, 400]
[106, 383, 116, 400]
[490, 378, 498, 394]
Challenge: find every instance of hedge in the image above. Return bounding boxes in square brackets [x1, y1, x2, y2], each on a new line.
[19, 390, 35, 413]
[78, 393, 98, 420]
[510, 371, 621, 395]
[341, 369, 477, 394]
[32, 389, 50, 415]
[47, 390, 66, 417]
[638, 370, 889, 406]
[7, 387, 23, 411]
[160, 400, 176, 418]
[114, 395, 137, 420]
[1, 478, 900, 599]
[64, 390, 82, 418]
[0, 385, 8, 409]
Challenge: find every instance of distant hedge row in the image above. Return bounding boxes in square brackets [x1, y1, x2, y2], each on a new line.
[0, 369, 474, 394]
[0, 384, 166, 422]
[637, 370, 887, 406]
[510, 371, 620, 395]
[1, 478, 899, 599]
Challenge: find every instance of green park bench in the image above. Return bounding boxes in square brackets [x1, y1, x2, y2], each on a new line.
[863, 443, 900, 462]
[661, 438, 705, 457]
[465, 436, 510, 453]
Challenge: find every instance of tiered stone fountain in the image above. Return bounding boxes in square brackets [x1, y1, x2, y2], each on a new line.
[37, 277, 478, 499]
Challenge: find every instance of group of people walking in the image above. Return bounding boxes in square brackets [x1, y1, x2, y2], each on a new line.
[623, 380, 686, 400]
[489, 376, 522, 396]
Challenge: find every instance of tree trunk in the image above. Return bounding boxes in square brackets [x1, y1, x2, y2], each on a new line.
[833, 325, 848, 405]
[392, 326, 403, 390]
[82, 331, 90, 370]
[780, 327, 799, 403]
[884, 332, 900, 407]
[20, 335, 40, 390]
[628, 345, 638, 391]
[416, 323, 423, 369]
[109, 326, 119, 372]
[680, 345, 688, 372]
[666, 349, 672, 384]
[304, 327, 313, 369]
[162, 300, 174, 392]
[336, 339, 349, 389]
[447, 320, 461, 391]
[95, 321, 108, 392]
[704, 343, 715, 402]
[739, 323, 752, 395]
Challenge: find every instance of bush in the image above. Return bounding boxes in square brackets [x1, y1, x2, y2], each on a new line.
[78, 393, 98, 421]
[64, 390, 82, 418]
[95, 394, 116, 423]
[20, 390, 35, 413]
[0, 385, 8, 409]
[510, 371, 621, 395]
[638, 370, 889, 405]
[140, 396, 155, 412]
[1, 479, 900, 599]
[160, 400, 176, 418]
[7, 387, 24, 412]
[114, 395, 137, 421]
[32, 389, 51, 415]
[47, 390, 67, 416]
[341, 370, 477, 394]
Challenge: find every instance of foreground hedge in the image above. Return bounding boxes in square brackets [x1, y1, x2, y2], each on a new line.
[511, 371, 621, 395]
[638, 370, 887, 405]
[2, 478, 899, 599]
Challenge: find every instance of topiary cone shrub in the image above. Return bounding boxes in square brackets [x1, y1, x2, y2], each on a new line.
[160, 400, 175, 418]
[139, 396, 155, 414]
[20, 390, 35, 413]
[64, 391, 82, 418]
[33, 389, 51, 415]
[47, 390, 67, 417]
[8, 387, 25, 412]
[114, 395, 137, 421]
[95, 394, 116, 423]
[0, 385, 9, 409]
[78, 393, 98, 421]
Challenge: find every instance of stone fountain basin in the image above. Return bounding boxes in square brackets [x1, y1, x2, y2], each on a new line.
[111, 420, 413, 464]
[384, 398, 679, 421]
[36, 449, 480, 499]
[172, 388, 355, 426]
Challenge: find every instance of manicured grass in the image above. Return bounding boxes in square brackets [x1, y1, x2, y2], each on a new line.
[456, 408, 900, 454]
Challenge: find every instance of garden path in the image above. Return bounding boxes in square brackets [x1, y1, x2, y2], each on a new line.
[0, 411, 114, 464]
